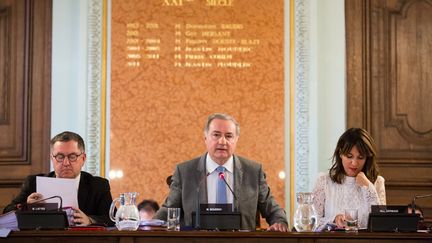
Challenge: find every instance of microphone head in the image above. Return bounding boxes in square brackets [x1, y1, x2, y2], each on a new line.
[218, 172, 225, 180]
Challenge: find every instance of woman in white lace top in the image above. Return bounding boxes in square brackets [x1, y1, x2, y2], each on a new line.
[312, 128, 386, 230]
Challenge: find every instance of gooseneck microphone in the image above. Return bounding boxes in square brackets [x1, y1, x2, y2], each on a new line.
[411, 193, 432, 215]
[218, 172, 238, 212]
[195, 172, 210, 229]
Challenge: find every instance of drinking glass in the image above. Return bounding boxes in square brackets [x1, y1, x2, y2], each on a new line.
[344, 208, 358, 232]
[167, 208, 181, 231]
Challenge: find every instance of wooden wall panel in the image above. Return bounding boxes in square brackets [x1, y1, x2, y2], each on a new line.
[346, 0, 432, 217]
[0, 0, 26, 161]
[0, 0, 51, 211]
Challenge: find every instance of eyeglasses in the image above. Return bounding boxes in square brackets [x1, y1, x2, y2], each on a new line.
[209, 132, 237, 142]
[52, 153, 83, 163]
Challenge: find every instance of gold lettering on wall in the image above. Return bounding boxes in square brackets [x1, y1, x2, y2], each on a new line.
[206, 0, 234, 7]
[163, 0, 184, 6]
[122, 22, 258, 69]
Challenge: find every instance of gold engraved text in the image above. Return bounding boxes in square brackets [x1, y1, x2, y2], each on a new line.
[206, 0, 233, 7]
[163, 0, 183, 6]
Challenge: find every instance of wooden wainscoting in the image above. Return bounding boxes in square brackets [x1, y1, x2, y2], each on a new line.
[346, 0, 432, 216]
[0, 0, 52, 211]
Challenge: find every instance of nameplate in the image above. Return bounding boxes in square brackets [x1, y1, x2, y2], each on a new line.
[23, 203, 59, 211]
[200, 203, 233, 213]
[371, 205, 407, 214]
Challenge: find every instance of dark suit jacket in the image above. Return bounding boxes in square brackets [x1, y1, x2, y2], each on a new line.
[154, 154, 288, 230]
[3, 171, 114, 226]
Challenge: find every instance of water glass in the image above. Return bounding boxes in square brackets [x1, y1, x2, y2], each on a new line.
[344, 208, 358, 232]
[167, 208, 180, 231]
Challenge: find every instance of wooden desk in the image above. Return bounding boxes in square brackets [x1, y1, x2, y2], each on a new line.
[4, 230, 432, 243]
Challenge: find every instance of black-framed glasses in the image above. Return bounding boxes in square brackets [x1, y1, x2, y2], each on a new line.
[52, 153, 83, 163]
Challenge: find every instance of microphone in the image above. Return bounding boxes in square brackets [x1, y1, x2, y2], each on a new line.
[195, 172, 210, 229]
[218, 172, 238, 212]
[21, 195, 63, 211]
[411, 193, 432, 215]
[16, 195, 69, 230]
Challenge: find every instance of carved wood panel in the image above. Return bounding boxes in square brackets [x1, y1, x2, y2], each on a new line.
[0, 0, 51, 211]
[346, 0, 432, 216]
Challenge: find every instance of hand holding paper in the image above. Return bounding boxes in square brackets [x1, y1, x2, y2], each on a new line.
[36, 176, 78, 208]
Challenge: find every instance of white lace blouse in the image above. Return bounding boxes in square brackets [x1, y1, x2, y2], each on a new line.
[312, 173, 386, 229]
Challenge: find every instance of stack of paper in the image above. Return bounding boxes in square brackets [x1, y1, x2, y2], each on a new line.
[0, 211, 18, 231]
[139, 219, 166, 231]
[0, 228, 11, 238]
[139, 219, 165, 226]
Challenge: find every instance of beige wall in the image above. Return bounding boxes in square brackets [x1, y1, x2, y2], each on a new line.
[109, 0, 286, 217]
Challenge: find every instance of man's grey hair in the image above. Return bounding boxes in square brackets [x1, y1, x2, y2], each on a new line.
[204, 113, 240, 136]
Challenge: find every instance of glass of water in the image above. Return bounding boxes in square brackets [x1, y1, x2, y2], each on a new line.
[344, 208, 358, 232]
[167, 208, 181, 231]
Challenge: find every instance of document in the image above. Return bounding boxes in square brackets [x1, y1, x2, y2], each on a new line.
[139, 219, 165, 226]
[36, 177, 78, 208]
[0, 211, 18, 231]
[0, 228, 11, 238]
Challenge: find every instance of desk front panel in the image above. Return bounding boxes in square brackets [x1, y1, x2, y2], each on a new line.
[4, 231, 432, 243]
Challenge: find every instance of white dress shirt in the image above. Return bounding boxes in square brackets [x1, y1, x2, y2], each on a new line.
[205, 154, 234, 205]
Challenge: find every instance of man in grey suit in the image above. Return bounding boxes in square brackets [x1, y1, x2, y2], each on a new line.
[154, 113, 288, 231]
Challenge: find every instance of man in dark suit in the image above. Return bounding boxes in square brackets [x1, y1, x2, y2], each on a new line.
[3, 131, 113, 226]
[154, 113, 288, 231]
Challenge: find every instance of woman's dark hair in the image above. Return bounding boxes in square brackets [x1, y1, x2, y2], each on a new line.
[329, 128, 380, 184]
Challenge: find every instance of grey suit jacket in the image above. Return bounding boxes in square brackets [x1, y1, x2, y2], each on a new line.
[154, 154, 287, 230]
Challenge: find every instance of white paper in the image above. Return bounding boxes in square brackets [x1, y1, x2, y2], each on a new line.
[36, 176, 78, 208]
[0, 211, 18, 231]
[139, 219, 165, 226]
[0, 228, 11, 238]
